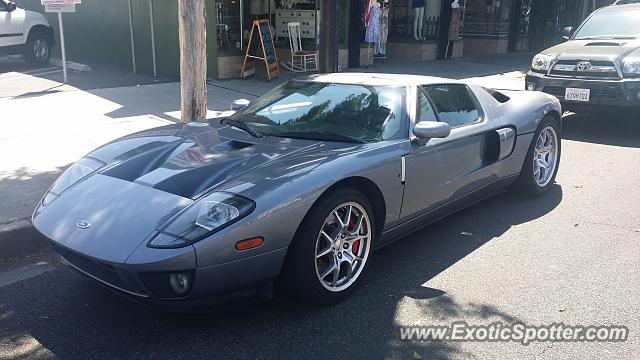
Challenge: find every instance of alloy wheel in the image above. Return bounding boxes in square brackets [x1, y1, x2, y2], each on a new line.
[533, 126, 558, 187]
[314, 202, 371, 292]
[33, 39, 48, 61]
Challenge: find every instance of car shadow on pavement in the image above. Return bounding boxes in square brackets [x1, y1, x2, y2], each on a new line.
[0, 185, 562, 360]
[562, 109, 640, 148]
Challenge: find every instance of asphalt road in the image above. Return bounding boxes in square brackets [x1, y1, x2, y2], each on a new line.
[1, 109, 639, 360]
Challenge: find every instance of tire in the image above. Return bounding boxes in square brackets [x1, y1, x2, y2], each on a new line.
[512, 115, 561, 196]
[24, 31, 51, 66]
[280, 188, 376, 305]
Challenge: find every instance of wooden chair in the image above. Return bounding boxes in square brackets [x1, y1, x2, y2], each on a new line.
[281, 22, 318, 72]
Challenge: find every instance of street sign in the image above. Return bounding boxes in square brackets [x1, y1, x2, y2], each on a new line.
[40, 0, 81, 84]
[44, 3, 75, 12]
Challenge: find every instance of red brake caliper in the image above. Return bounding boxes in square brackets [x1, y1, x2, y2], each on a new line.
[348, 214, 360, 255]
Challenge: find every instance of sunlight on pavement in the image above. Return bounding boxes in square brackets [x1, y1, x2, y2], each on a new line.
[0, 334, 55, 360]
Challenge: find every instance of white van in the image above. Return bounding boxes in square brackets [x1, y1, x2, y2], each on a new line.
[0, 0, 54, 65]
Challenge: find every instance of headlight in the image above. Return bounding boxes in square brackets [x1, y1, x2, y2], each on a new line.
[531, 54, 555, 72]
[148, 192, 255, 248]
[42, 157, 105, 206]
[622, 58, 640, 78]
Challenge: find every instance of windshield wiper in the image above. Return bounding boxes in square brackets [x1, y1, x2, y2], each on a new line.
[221, 118, 263, 138]
[272, 130, 367, 143]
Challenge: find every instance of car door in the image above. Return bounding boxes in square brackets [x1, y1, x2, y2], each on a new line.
[0, 1, 25, 47]
[399, 83, 500, 222]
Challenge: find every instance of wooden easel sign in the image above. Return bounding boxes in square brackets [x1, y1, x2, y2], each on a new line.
[241, 19, 280, 81]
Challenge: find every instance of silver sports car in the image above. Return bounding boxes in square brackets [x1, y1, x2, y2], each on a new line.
[32, 73, 562, 309]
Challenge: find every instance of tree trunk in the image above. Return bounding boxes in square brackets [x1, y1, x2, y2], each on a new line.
[178, 0, 207, 122]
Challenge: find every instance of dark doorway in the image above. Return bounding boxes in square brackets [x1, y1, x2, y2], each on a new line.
[436, 0, 451, 60]
[348, 0, 364, 68]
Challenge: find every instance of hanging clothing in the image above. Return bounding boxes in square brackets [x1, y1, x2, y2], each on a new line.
[379, 5, 389, 55]
[365, 4, 381, 44]
[448, 8, 460, 40]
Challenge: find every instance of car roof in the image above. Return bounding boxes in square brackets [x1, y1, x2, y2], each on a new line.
[296, 73, 462, 86]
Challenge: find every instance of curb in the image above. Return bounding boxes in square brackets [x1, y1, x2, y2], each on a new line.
[49, 58, 92, 72]
[0, 219, 48, 260]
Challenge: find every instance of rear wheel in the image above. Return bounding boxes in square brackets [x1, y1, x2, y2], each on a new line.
[281, 188, 375, 304]
[24, 31, 51, 66]
[513, 116, 561, 196]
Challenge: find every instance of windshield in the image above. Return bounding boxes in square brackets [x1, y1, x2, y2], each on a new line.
[233, 81, 406, 143]
[574, 9, 640, 39]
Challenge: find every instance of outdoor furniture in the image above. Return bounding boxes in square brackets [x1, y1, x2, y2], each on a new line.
[281, 22, 318, 72]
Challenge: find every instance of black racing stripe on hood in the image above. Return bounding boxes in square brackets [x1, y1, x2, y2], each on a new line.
[101, 139, 185, 182]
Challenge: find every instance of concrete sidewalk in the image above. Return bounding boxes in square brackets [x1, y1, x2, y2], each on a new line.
[0, 52, 531, 259]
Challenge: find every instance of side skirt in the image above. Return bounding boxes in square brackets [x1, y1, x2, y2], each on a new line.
[375, 174, 519, 249]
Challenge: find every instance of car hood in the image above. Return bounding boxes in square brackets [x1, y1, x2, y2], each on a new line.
[542, 39, 640, 61]
[33, 122, 333, 262]
[88, 123, 323, 199]
[33, 174, 192, 263]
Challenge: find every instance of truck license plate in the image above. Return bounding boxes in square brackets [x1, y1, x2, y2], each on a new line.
[565, 88, 590, 102]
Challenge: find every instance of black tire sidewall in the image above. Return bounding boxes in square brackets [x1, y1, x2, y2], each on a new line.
[281, 188, 376, 304]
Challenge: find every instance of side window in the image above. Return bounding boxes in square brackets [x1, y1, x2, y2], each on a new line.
[416, 89, 437, 122]
[422, 84, 480, 127]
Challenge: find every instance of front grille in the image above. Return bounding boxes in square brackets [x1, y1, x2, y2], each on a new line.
[543, 86, 620, 105]
[54, 245, 142, 295]
[549, 60, 620, 80]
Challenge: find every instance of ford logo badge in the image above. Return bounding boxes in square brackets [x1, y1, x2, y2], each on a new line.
[76, 219, 91, 229]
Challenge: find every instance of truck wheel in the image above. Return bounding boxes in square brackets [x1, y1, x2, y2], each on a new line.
[24, 31, 51, 66]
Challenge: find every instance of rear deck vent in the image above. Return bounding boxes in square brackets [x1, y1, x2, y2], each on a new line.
[211, 140, 254, 152]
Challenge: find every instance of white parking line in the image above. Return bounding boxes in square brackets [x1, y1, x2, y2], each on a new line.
[0, 69, 63, 81]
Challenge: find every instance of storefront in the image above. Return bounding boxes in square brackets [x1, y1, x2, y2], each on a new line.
[508, 0, 596, 53]
[15, 0, 613, 80]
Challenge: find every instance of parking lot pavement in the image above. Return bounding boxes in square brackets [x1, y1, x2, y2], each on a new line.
[0, 109, 638, 359]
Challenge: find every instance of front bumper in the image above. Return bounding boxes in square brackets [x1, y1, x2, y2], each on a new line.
[50, 239, 287, 311]
[525, 71, 640, 107]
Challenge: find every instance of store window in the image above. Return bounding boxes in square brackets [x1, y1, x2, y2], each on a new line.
[215, 0, 242, 53]
[388, 0, 443, 41]
[463, 0, 513, 37]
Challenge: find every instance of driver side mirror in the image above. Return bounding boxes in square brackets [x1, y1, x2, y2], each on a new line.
[561, 26, 573, 41]
[413, 121, 450, 141]
[230, 98, 250, 111]
[7, 2, 17, 12]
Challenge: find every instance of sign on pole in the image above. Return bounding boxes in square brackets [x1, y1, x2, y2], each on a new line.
[41, 0, 81, 83]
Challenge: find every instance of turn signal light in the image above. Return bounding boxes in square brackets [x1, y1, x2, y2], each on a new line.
[235, 237, 264, 251]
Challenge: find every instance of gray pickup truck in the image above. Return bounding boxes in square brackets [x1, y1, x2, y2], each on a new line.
[525, 4, 640, 112]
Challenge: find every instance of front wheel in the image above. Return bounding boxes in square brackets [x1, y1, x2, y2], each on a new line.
[24, 32, 51, 66]
[512, 116, 561, 196]
[280, 188, 375, 304]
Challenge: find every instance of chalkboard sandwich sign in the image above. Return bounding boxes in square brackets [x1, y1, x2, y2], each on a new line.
[241, 19, 280, 81]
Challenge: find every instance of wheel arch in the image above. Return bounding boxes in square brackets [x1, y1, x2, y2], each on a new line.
[544, 109, 562, 130]
[289, 175, 387, 249]
[322, 176, 387, 237]
[27, 24, 55, 45]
